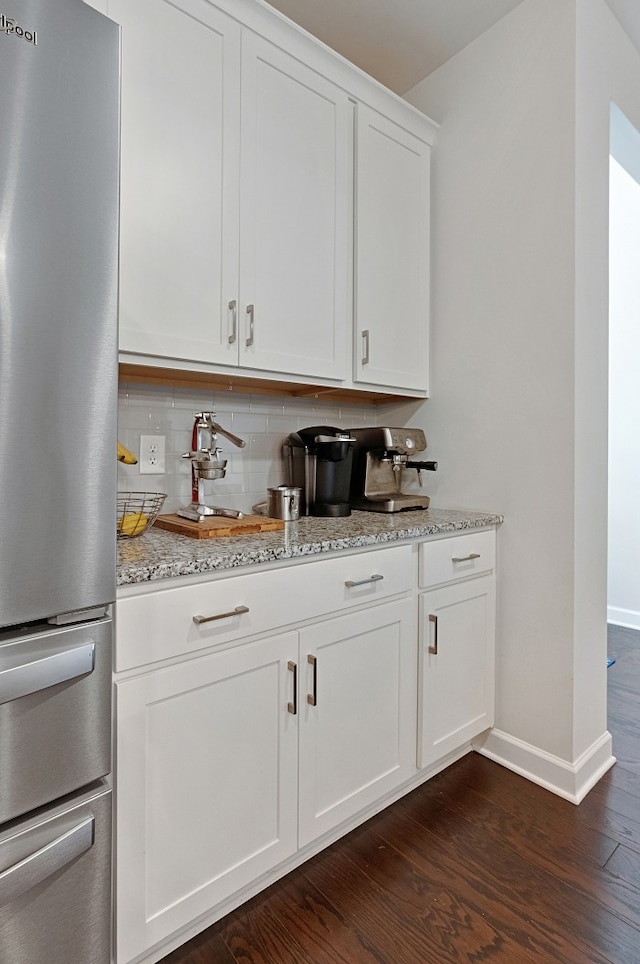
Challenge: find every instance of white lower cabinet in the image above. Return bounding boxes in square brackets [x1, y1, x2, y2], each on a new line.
[115, 532, 497, 963]
[417, 531, 497, 769]
[418, 576, 495, 769]
[298, 600, 416, 847]
[115, 584, 416, 963]
[115, 632, 299, 964]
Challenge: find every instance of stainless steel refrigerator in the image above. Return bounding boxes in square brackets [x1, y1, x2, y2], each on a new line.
[0, 1, 119, 961]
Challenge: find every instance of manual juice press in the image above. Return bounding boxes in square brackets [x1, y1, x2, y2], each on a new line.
[178, 412, 246, 522]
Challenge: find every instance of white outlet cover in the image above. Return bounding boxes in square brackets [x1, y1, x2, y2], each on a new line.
[140, 435, 166, 474]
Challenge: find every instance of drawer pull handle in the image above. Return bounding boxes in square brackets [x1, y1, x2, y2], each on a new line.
[288, 660, 297, 715]
[452, 553, 481, 563]
[428, 613, 438, 655]
[307, 654, 317, 707]
[345, 573, 384, 589]
[192, 605, 249, 626]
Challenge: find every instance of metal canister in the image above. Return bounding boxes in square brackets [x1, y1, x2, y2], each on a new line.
[267, 485, 301, 521]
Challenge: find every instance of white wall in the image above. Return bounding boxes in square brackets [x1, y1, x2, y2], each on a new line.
[401, 0, 580, 770]
[383, 0, 640, 798]
[573, 0, 640, 764]
[608, 151, 640, 628]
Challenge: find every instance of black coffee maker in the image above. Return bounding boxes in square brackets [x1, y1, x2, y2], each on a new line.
[284, 426, 355, 517]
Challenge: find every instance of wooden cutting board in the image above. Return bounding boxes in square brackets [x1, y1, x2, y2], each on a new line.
[154, 512, 285, 539]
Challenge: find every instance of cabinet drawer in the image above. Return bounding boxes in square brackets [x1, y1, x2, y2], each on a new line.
[419, 530, 496, 590]
[116, 544, 413, 672]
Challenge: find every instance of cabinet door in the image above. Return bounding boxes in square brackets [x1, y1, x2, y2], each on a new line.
[298, 600, 416, 847]
[111, 0, 241, 364]
[115, 633, 298, 964]
[238, 32, 349, 380]
[418, 576, 496, 769]
[354, 104, 431, 392]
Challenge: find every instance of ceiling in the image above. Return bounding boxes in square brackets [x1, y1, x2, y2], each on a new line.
[264, 0, 640, 95]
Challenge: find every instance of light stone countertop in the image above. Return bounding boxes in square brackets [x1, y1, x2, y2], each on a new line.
[117, 507, 503, 588]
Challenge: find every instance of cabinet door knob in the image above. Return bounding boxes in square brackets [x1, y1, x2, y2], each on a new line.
[287, 660, 298, 715]
[245, 304, 255, 347]
[228, 300, 237, 344]
[428, 613, 438, 655]
[307, 654, 317, 707]
[192, 605, 249, 625]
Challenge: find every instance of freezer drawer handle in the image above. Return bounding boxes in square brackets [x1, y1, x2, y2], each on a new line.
[0, 642, 95, 706]
[344, 574, 384, 589]
[0, 816, 94, 908]
[193, 605, 250, 626]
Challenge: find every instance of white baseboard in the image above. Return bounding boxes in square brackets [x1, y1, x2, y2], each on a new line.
[607, 606, 640, 630]
[472, 728, 615, 803]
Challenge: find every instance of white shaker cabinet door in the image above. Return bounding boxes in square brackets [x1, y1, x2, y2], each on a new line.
[297, 599, 416, 848]
[354, 104, 431, 393]
[115, 632, 299, 964]
[418, 576, 496, 769]
[111, 0, 241, 364]
[238, 32, 350, 380]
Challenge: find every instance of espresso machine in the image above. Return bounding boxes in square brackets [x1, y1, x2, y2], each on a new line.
[284, 426, 355, 516]
[178, 412, 246, 522]
[348, 427, 437, 512]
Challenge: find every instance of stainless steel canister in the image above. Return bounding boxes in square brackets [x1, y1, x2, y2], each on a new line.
[267, 485, 301, 521]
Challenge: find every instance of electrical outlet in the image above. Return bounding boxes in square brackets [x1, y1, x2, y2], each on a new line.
[139, 435, 166, 474]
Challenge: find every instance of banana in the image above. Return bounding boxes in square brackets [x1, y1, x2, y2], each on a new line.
[119, 512, 147, 536]
[117, 440, 138, 464]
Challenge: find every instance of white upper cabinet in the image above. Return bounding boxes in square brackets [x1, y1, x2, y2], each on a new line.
[110, 0, 241, 365]
[110, 0, 436, 395]
[238, 32, 349, 378]
[111, 0, 348, 380]
[354, 105, 431, 393]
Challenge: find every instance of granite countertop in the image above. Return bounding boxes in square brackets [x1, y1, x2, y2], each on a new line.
[117, 507, 503, 588]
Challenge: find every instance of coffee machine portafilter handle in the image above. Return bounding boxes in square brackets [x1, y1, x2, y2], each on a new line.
[406, 460, 438, 488]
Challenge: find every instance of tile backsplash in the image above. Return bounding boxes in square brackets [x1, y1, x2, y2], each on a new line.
[117, 382, 380, 515]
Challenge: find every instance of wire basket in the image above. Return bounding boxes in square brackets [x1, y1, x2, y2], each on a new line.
[117, 491, 167, 539]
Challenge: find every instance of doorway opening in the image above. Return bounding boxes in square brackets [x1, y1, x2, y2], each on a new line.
[608, 103, 640, 633]
[607, 103, 640, 774]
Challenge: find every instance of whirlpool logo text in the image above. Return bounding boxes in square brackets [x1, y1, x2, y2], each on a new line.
[1, 14, 38, 44]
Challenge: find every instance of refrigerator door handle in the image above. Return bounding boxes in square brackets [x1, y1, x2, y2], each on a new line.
[0, 642, 95, 705]
[0, 816, 94, 908]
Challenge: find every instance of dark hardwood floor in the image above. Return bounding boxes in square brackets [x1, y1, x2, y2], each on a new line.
[161, 625, 640, 963]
